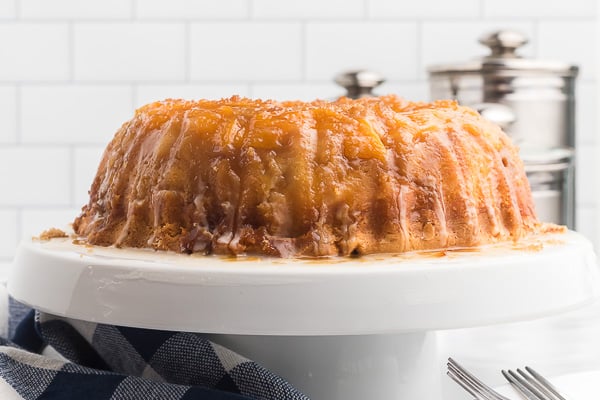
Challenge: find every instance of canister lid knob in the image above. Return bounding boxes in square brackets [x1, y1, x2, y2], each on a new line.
[479, 30, 528, 58]
[334, 70, 385, 99]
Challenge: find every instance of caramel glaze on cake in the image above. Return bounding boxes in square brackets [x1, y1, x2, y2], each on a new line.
[73, 95, 548, 258]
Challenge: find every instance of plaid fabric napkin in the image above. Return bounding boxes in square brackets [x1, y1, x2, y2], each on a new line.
[0, 287, 310, 400]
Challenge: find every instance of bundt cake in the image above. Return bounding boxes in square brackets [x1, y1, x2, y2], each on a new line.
[73, 95, 543, 257]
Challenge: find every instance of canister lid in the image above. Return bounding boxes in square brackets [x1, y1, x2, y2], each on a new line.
[428, 30, 579, 77]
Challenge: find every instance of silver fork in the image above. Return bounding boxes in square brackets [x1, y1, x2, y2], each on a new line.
[501, 367, 569, 400]
[447, 357, 512, 400]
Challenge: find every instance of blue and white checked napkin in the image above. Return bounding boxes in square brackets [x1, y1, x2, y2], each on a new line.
[0, 285, 309, 400]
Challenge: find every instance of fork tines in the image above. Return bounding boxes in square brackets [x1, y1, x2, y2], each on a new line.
[447, 357, 511, 400]
[501, 367, 568, 400]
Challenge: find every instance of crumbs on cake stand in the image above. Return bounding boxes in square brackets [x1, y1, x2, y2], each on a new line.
[34, 227, 69, 241]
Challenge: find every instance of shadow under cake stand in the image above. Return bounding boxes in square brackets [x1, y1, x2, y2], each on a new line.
[8, 231, 599, 399]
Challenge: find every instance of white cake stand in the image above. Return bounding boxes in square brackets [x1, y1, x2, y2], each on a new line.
[8, 231, 600, 399]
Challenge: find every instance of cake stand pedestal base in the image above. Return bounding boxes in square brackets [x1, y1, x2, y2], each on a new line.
[207, 332, 440, 399]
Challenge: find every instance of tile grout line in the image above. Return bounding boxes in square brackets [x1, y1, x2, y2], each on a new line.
[15, 207, 22, 246]
[131, 0, 137, 20]
[131, 83, 138, 112]
[301, 21, 307, 82]
[247, 0, 254, 19]
[0, 15, 598, 23]
[69, 145, 76, 207]
[1, 77, 594, 84]
[185, 21, 191, 82]
[69, 21, 75, 82]
[416, 20, 423, 87]
[15, 83, 21, 144]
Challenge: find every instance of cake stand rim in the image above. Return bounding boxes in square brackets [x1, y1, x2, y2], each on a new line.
[8, 230, 599, 335]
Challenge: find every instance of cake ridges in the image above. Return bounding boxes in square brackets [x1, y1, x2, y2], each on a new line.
[73, 95, 542, 257]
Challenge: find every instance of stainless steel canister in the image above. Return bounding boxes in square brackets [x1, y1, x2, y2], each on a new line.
[427, 30, 579, 149]
[427, 30, 578, 228]
[521, 148, 575, 227]
[334, 70, 385, 99]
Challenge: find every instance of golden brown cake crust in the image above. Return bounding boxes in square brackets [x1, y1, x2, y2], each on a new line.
[73, 95, 541, 257]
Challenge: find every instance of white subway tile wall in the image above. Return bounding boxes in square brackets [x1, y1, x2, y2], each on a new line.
[74, 23, 187, 81]
[576, 145, 598, 207]
[19, 0, 132, 19]
[190, 23, 303, 81]
[0, 0, 597, 269]
[73, 146, 107, 206]
[537, 21, 596, 80]
[0, 210, 18, 258]
[21, 85, 134, 144]
[482, 0, 596, 18]
[0, 147, 70, 207]
[20, 208, 81, 241]
[0, 86, 17, 143]
[306, 22, 418, 80]
[0, 0, 15, 19]
[368, 0, 481, 19]
[577, 82, 597, 146]
[0, 24, 69, 81]
[253, 0, 364, 19]
[136, 0, 250, 20]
